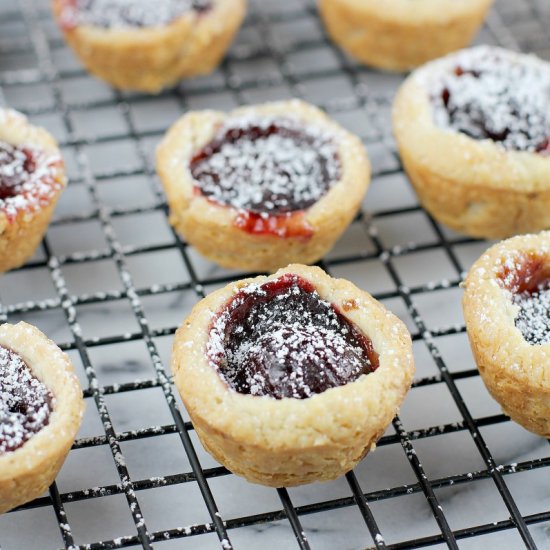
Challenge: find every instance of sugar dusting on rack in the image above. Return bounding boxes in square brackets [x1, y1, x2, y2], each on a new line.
[191, 115, 341, 216]
[2, 0, 548, 547]
[429, 46, 550, 153]
[59, 0, 211, 29]
[0, 346, 54, 454]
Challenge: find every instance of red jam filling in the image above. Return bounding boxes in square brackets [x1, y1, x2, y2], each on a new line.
[0, 346, 54, 454]
[0, 142, 37, 200]
[190, 117, 341, 239]
[59, 0, 211, 30]
[0, 140, 62, 222]
[207, 274, 379, 399]
[498, 253, 550, 345]
[433, 48, 550, 154]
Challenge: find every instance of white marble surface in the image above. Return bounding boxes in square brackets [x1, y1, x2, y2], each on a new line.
[0, 0, 549, 548]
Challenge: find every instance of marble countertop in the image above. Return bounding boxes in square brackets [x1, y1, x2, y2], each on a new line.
[0, 0, 549, 548]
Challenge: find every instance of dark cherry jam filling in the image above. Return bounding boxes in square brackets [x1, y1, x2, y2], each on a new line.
[61, 0, 211, 30]
[0, 139, 62, 222]
[207, 274, 379, 399]
[0, 141, 37, 200]
[498, 253, 550, 345]
[190, 117, 341, 239]
[0, 346, 54, 454]
[433, 48, 550, 153]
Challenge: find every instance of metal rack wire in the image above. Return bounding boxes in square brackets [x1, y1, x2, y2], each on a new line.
[0, 0, 549, 548]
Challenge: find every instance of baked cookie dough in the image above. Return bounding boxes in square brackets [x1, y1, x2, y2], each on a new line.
[0, 108, 66, 273]
[318, 0, 494, 71]
[52, 0, 247, 92]
[0, 322, 84, 514]
[157, 99, 370, 272]
[463, 232, 550, 437]
[393, 46, 550, 239]
[172, 264, 414, 487]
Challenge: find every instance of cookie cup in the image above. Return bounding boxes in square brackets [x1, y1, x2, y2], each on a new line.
[463, 233, 550, 437]
[0, 322, 84, 514]
[393, 49, 550, 239]
[157, 100, 370, 272]
[318, 0, 493, 71]
[0, 108, 66, 273]
[52, 0, 246, 92]
[172, 264, 414, 487]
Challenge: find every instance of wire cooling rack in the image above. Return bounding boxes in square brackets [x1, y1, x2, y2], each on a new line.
[0, 0, 549, 548]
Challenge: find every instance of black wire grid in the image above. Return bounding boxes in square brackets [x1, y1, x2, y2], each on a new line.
[0, 0, 549, 548]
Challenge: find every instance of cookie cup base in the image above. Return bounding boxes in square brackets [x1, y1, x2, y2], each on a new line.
[172, 264, 414, 486]
[393, 52, 550, 239]
[53, 0, 246, 92]
[318, 0, 493, 71]
[157, 100, 370, 272]
[463, 233, 550, 438]
[0, 322, 84, 514]
[0, 109, 65, 273]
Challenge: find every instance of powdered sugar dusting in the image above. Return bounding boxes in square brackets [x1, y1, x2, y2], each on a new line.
[191, 115, 341, 216]
[207, 274, 377, 399]
[429, 46, 550, 153]
[495, 250, 550, 345]
[0, 141, 64, 221]
[513, 284, 550, 345]
[498, 253, 527, 292]
[60, 0, 211, 29]
[0, 346, 54, 454]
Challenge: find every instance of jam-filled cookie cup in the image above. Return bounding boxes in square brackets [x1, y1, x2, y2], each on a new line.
[463, 233, 550, 438]
[157, 99, 371, 272]
[0, 108, 66, 273]
[0, 322, 84, 514]
[52, 0, 247, 93]
[318, 0, 494, 72]
[393, 46, 550, 239]
[172, 264, 414, 487]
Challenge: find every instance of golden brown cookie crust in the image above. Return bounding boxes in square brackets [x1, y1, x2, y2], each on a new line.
[52, 0, 246, 93]
[318, 0, 494, 71]
[172, 264, 414, 487]
[463, 233, 550, 438]
[0, 108, 66, 273]
[157, 99, 371, 272]
[0, 322, 84, 514]
[393, 48, 550, 239]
